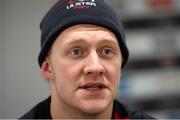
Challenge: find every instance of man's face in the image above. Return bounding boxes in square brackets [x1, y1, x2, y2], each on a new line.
[45, 24, 122, 115]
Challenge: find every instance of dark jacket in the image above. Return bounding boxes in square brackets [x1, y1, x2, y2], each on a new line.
[20, 96, 154, 119]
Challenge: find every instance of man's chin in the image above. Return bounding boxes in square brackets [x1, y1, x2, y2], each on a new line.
[78, 99, 112, 115]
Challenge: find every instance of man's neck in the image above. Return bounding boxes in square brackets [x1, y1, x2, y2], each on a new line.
[50, 94, 113, 119]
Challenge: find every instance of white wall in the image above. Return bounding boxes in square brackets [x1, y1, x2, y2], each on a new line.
[0, 0, 52, 118]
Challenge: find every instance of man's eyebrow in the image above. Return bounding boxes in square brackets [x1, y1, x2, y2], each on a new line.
[99, 39, 119, 46]
[62, 38, 118, 46]
[63, 39, 87, 45]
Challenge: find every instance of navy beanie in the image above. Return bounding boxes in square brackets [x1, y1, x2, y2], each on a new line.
[38, 0, 129, 67]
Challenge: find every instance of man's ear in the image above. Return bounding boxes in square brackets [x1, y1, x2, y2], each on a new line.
[40, 58, 53, 81]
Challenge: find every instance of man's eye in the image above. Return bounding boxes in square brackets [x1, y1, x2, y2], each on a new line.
[71, 48, 82, 56]
[101, 48, 113, 57]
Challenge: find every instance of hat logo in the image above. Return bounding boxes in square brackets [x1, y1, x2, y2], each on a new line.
[67, 0, 96, 9]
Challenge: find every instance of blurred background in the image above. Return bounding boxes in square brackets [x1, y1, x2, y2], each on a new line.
[0, 0, 180, 119]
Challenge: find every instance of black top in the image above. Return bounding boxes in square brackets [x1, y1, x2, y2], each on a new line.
[20, 96, 154, 119]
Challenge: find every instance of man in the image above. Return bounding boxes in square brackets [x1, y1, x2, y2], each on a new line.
[21, 0, 154, 119]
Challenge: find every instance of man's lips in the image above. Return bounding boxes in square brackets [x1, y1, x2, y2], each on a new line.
[79, 82, 107, 90]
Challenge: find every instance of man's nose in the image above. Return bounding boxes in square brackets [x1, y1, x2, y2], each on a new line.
[83, 51, 105, 76]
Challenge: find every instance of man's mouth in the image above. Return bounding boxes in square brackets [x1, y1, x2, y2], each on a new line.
[79, 82, 107, 91]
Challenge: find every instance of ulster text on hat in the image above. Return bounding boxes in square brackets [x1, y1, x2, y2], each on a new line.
[67, 0, 96, 9]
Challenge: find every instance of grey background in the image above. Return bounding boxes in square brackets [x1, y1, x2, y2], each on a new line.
[0, 0, 51, 118]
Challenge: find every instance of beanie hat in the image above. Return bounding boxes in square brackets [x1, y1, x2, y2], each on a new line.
[38, 0, 129, 67]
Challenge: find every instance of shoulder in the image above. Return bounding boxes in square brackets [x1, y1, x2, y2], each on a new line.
[113, 99, 155, 119]
[19, 96, 51, 119]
